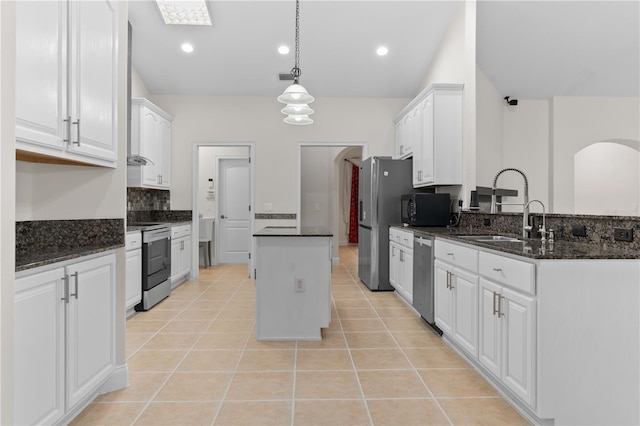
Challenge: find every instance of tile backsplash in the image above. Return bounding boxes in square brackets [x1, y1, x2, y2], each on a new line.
[127, 187, 170, 211]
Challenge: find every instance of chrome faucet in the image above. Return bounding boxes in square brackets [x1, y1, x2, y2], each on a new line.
[524, 199, 546, 242]
[491, 168, 529, 238]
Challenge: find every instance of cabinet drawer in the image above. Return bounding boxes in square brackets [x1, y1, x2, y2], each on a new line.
[171, 224, 191, 239]
[435, 239, 478, 272]
[125, 231, 141, 250]
[390, 227, 413, 248]
[479, 251, 535, 295]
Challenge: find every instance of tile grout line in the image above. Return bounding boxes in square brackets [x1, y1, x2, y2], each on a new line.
[128, 269, 246, 426]
[335, 265, 375, 426]
[209, 277, 256, 426]
[290, 340, 298, 426]
[342, 250, 455, 426]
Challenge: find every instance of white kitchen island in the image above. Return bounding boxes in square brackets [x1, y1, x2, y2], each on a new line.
[254, 226, 332, 340]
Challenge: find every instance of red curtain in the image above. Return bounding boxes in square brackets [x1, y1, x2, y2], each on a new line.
[348, 164, 359, 244]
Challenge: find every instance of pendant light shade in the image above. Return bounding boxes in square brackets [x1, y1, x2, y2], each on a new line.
[277, 84, 315, 105]
[280, 103, 314, 116]
[278, 0, 314, 124]
[283, 115, 313, 125]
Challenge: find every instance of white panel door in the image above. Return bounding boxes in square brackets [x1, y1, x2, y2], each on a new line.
[434, 260, 453, 336]
[219, 158, 250, 264]
[66, 254, 115, 408]
[125, 248, 142, 310]
[453, 267, 478, 357]
[502, 287, 536, 407]
[15, 0, 68, 151]
[140, 108, 160, 186]
[479, 278, 502, 377]
[68, 0, 117, 161]
[14, 268, 66, 426]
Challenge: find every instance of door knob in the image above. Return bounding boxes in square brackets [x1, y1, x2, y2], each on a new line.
[221, 215, 226, 219]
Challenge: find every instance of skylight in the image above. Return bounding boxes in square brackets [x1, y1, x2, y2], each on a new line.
[156, 0, 212, 26]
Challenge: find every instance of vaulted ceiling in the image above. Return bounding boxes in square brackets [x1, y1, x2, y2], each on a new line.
[128, 1, 640, 100]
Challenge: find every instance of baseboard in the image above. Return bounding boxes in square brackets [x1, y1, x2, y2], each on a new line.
[98, 364, 129, 394]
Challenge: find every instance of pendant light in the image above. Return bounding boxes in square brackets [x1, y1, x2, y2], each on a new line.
[277, 0, 314, 125]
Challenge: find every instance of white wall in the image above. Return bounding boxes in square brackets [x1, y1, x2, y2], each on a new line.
[574, 142, 640, 215]
[500, 99, 550, 212]
[149, 95, 408, 215]
[475, 66, 503, 188]
[300, 146, 342, 229]
[131, 67, 150, 99]
[551, 96, 640, 214]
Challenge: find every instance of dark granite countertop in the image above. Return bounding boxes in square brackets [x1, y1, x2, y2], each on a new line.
[254, 226, 333, 237]
[16, 244, 123, 273]
[16, 219, 125, 272]
[393, 225, 640, 260]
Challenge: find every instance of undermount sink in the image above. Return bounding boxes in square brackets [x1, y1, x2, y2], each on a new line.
[458, 235, 521, 243]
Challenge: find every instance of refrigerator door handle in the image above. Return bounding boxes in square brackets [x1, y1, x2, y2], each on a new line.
[359, 200, 363, 221]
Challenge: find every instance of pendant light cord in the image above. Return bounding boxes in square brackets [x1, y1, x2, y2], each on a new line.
[291, 0, 301, 83]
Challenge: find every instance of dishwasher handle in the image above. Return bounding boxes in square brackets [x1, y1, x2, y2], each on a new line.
[414, 236, 433, 247]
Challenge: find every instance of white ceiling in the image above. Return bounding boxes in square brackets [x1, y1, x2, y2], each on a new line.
[128, 0, 640, 100]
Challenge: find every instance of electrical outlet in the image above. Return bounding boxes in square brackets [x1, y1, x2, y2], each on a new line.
[614, 227, 633, 242]
[294, 278, 305, 293]
[572, 224, 587, 237]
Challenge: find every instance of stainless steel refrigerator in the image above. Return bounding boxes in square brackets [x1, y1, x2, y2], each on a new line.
[358, 156, 413, 291]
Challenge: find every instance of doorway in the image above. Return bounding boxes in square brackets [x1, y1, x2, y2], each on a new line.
[192, 143, 255, 279]
[298, 142, 368, 265]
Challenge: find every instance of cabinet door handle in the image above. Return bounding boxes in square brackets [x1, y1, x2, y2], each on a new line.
[492, 291, 499, 316]
[72, 119, 80, 146]
[492, 268, 503, 272]
[498, 295, 505, 317]
[181, 240, 184, 250]
[63, 116, 71, 144]
[61, 275, 70, 303]
[70, 272, 79, 299]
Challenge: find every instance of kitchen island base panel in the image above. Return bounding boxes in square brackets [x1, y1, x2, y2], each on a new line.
[255, 234, 331, 341]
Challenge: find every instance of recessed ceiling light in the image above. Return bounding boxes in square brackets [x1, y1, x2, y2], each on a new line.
[181, 43, 194, 53]
[156, 0, 212, 25]
[278, 45, 290, 55]
[376, 46, 389, 56]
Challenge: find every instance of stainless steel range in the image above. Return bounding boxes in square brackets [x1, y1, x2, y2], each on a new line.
[132, 223, 171, 311]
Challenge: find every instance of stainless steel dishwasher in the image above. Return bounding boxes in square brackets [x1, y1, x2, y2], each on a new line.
[413, 235, 442, 334]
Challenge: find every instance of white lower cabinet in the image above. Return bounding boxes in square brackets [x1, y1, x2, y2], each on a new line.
[171, 224, 192, 287]
[479, 278, 536, 407]
[125, 231, 142, 313]
[14, 252, 116, 425]
[434, 259, 478, 357]
[389, 228, 413, 304]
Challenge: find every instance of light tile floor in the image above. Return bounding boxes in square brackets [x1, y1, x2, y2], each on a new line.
[72, 246, 530, 425]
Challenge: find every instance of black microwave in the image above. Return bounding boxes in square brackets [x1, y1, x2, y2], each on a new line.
[401, 193, 451, 226]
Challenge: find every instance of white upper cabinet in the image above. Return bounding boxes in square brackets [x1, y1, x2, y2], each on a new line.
[15, 0, 118, 168]
[394, 83, 463, 187]
[128, 98, 172, 189]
